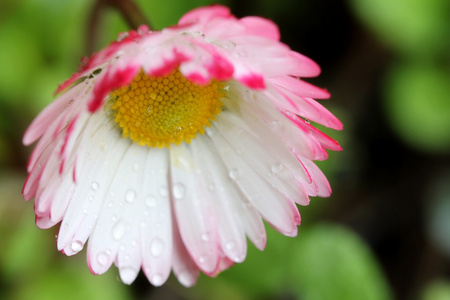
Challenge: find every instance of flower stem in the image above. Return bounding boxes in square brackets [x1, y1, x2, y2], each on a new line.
[106, 0, 152, 30]
[87, 0, 151, 54]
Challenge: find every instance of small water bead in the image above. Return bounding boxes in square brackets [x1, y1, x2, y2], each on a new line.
[178, 270, 194, 286]
[124, 189, 137, 203]
[91, 181, 99, 191]
[82, 208, 88, 215]
[226, 241, 236, 250]
[107, 201, 114, 208]
[198, 255, 207, 264]
[88, 196, 94, 202]
[152, 273, 164, 286]
[112, 220, 127, 240]
[97, 251, 109, 266]
[140, 221, 147, 228]
[172, 183, 186, 199]
[145, 195, 157, 207]
[271, 162, 284, 174]
[229, 168, 241, 180]
[201, 232, 211, 242]
[159, 186, 168, 197]
[150, 238, 164, 257]
[208, 183, 215, 191]
[119, 267, 138, 284]
[71, 240, 84, 252]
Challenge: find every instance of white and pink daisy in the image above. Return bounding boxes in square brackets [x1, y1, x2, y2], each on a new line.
[23, 5, 342, 286]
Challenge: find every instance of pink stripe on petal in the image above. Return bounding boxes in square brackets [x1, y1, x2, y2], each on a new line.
[89, 66, 139, 112]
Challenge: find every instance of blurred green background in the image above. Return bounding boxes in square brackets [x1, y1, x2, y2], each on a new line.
[1, 0, 450, 299]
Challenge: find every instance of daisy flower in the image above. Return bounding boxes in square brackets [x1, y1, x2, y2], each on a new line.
[23, 5, 342, 286]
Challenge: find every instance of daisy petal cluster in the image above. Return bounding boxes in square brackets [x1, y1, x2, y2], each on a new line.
[23, 5, 342, 286]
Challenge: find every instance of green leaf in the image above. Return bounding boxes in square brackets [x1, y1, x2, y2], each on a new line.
[349, 0, 450, 56]
[291, 224, 393, 300]
[422, 280, 450, 300]
[384, 63, 450, 153]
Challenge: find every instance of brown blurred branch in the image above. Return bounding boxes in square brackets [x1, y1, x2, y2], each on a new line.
[86, 0, 151, 54]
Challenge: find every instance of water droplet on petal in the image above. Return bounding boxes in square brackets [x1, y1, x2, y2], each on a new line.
[140, 221, 146, 228]
[172, 183, 185, 199]
[133, 163, 139, 171]
[201, 232, 211, 241]
[125, 189, 136, 203]
[178, 270, 194, 286]
[271, 162, 284, 174]
[152, 273, 164, 286]
[229, 168, 240, 180]
[226, 241, 236, 250]
[119, 267, 138, 284]
[159, 186, 168, 197]
[71, 240, 84, 252]
[270, 120, 280, 130]
[82, 208, 88, 215]
[97, 251, 109, 266]
[91, 181, 99, 191]
[145, 195, 157, 207]
[112, 220, 127, 240]
[150, 238, 164, 257]
[198, 255, 206, 264]
[208, 183, 215, 191]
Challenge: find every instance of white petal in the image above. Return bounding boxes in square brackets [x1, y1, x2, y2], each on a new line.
[170, 143, 219, 274]
[207, 125, 299, 237]
[191, 136, 247, 263]
[140, 148, 173, 286]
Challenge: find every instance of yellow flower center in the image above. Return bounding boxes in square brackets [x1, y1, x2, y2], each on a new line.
[110, 69, 224, 148]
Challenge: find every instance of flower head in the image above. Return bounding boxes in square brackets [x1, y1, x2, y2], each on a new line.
[23, 5, 342, 286]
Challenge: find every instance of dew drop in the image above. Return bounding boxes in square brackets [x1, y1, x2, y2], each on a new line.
[172, 183, 186, 199]
[198, 255, 206, 264]
[271, 162, 284, 174]
[145, 195, 157, 207]
[112, 220, 127, 240]
[152, 273, 164, 286]
[226, 241, 236, 250]
[97, 251, 109, 266]
[208, 183, 215, 191]
[91, 181, 99, 191]
[178, 270, 193, 286]
[140, 221, 146, 228]
[229, 168, 241, 180]
[159, 186, 168, 197]
[88, 196, 94, 202]
[107, 201, 114, 208]
[270, 121, 280, 130]
[133, 163, 139, 171]
[119, 267, 138, 284]
[201, 232, 211, 242]
[82, 208, 88, 215]
[124, 189, 136, 203]
[71, 240, 84, 252]
[305, 119, 311, 124]
[150, 238, 164, 257]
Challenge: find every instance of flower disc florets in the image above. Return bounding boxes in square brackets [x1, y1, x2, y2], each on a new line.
[110, 69, 224, 148]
